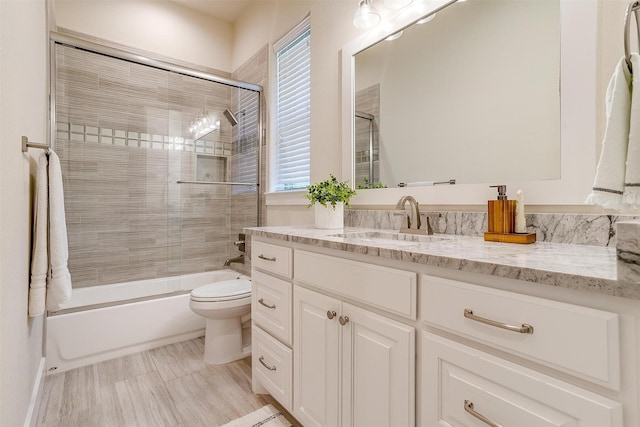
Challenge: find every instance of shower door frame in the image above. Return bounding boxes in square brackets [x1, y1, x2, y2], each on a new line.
[355, 111, 375, 187]
[49, 31, 264, 226]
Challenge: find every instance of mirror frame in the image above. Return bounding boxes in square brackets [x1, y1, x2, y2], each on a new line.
[341, 0, 597, 206]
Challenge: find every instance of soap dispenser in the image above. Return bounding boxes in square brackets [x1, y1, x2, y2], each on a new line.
[487, 185, 516, 234]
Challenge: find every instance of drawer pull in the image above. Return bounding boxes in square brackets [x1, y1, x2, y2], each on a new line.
[258, 254, 277, 262]
[464, 400, 502, 427]
[327, 310, 337, 319]
[339, 315, 350, 326]
[258, 298, 276, 309]
[464, 309, 534, 334]
[258, 356, 277, 371]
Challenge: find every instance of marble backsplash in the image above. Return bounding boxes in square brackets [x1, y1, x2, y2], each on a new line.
[344, 209, 640, 247]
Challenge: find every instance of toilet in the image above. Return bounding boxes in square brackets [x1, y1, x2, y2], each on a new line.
[189, 276, 252, 364]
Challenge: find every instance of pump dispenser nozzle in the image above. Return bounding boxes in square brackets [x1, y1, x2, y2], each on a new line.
[490, 185, 508, 200]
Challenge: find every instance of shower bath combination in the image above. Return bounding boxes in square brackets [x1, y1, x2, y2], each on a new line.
[46, 32, 263, 372]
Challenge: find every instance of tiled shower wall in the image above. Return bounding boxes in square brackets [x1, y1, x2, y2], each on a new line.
[231, 45, 269, 277]
[55, 44, 261, 288]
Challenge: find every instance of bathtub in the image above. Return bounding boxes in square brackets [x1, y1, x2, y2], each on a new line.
[45, 269, 246, 374]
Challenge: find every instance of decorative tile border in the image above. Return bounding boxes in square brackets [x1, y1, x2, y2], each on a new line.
[56, 122, 233, 156]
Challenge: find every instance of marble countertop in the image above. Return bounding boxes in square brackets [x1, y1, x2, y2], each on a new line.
[245, 225, 640, 300]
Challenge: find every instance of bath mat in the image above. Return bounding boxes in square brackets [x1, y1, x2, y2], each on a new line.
[222, 404, 292, 427]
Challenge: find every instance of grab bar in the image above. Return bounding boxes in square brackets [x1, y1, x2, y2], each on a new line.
[624, 1, 640, 72]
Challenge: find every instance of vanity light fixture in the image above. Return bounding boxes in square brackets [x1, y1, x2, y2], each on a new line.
[384, 0, 412, 9]
[353, 0, 381, 29]
[385, 30, 404, 41]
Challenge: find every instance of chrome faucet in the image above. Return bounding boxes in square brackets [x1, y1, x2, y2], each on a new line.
[224, 254, 245, 267]
[395, 195, 433, 235]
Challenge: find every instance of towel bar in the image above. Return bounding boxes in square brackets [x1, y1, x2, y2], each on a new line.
[624, 1, 640, 72]
[21, 136, 50, 153]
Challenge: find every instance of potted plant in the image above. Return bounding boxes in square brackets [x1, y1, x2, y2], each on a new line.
[305, 174, 356, 229]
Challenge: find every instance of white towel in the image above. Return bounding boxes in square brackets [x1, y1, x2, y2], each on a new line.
[28, 150, 72, 316]
[586, 57, 632, 209]
[624, 54, 640, 207]
[28, 153, 50, 317]
[46, 151, 72, 311]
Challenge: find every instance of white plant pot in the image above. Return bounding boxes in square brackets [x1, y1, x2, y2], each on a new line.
[314, 202, 344, 229]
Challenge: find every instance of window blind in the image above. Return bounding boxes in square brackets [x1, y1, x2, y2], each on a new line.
[274, 17, 311, 191]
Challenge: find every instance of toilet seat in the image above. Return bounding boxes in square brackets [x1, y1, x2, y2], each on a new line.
[190, 278, 251, 302]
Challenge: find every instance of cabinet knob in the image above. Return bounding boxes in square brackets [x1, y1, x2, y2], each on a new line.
[327, 310, 337, 320]
[339, 315, 350, 325]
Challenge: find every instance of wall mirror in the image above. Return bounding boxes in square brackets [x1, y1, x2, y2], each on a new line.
[350, 0, 561, 190]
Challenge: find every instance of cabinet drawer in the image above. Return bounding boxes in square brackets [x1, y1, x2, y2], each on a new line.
[423, 332, 622, 427]
[295, 250, 417, 319]
[252, 240, 292, 279]
[252, 270, 292, 346]
[422, 275, 620, 390]
[252, 325, 292, 411]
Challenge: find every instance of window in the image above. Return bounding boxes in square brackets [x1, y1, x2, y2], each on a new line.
[273, 16, 311, 191]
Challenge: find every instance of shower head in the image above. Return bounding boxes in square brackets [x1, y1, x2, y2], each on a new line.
[223, 109, 238, 127]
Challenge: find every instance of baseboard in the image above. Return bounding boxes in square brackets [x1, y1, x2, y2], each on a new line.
[23, 357, 45, 427]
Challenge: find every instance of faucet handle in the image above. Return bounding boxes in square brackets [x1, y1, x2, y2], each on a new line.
[234, 233, 246, 252]
[425, 217, 434, 235]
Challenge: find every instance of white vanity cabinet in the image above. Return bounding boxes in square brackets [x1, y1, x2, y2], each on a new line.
[293, 249, 417, 427]
[251, 240, 294, 411]
[421, 274, 624, 427]
[293, 286, 415, 427]
[249, 234, 637, 427]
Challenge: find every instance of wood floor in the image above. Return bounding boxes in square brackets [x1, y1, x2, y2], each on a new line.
[36, 337, 297, 427]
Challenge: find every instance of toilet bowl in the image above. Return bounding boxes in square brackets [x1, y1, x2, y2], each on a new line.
[189, 276, 252, 364]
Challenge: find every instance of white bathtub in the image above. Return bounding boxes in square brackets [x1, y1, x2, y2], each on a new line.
[46, 269, 246, 373]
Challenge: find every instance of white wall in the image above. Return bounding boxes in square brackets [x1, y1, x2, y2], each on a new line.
[233, 1, 362, 225]
[55, 0, 233, 72]
[0, 0, 48, 425]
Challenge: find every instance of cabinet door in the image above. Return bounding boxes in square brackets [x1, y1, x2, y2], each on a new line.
[293, 287, 341, 427]
[341, 303, 415, 427]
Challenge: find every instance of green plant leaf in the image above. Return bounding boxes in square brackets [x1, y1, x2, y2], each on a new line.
[305, 174, 357, 208]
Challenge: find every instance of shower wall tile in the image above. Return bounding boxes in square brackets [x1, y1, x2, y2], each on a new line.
[232, 44, 267, 233]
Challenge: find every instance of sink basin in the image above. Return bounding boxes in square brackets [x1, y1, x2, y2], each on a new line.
[330, 231, 452, 246]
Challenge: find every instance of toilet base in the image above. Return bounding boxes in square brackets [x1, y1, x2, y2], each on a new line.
[203, 317, 251, 364]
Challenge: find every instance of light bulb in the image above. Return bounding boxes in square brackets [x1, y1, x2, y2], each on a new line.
[417, 13, 436, 24]
[353, 0, 381, 29]
[383, 0, 412, 10]
[385, 30, 403, 41]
